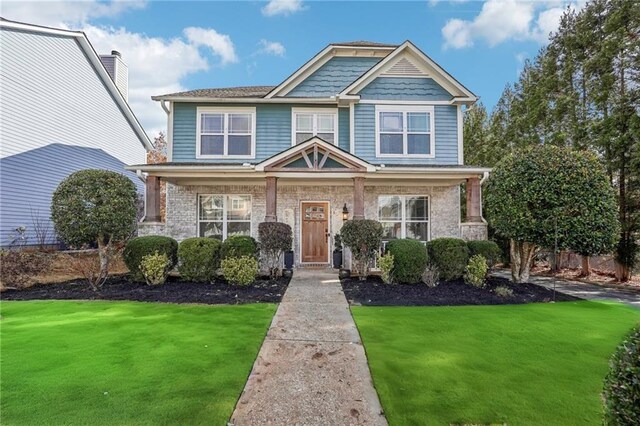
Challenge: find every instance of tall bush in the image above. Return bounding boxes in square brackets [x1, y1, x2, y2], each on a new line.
[221, 235, 258, 259]
[426, 238, 470, 281]
[386, 239, 428, 284]
[258, 222, 292, 278]
[178, 237, 222, 282]
[341, 219, 383, 280]
[603, 324, 640, 425]
[123, 236, 178, 281]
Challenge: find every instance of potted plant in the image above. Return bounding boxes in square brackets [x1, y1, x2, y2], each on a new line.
[333, 233, 343, 269]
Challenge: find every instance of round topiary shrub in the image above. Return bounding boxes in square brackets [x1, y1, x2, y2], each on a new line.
[426, 238, 470, 281]
[221, 235, 258, 259]
[386, 239, 428, 284]
[467, 240, 502, 268]
[123, 236, 178, 281]
[178, 237, 222, 282]
[341, 219, 383, 280]
[603, 324, 640, 425]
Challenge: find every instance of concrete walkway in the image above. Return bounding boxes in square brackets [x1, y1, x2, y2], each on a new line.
[492, 270, 640, 308]
[230, 269, 387, 426]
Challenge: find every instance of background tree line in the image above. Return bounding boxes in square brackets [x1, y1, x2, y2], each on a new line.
[464, 0, 639, 281]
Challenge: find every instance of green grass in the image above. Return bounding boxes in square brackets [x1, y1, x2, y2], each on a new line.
[0, 300, 276, 425]
[352, 301, 640, 426]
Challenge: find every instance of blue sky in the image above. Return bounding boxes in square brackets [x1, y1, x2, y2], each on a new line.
[2, 0, 581, 136]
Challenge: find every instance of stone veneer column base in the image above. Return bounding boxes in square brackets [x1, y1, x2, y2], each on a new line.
[460, 222, 488, 241]
[137, 222, 166, 237]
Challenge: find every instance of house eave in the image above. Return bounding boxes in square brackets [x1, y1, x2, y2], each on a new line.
[151, 96, 342, 104]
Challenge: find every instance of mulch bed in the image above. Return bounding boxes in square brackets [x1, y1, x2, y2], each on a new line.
[2, 275, 290, 305]
[341, 275, 581, 306]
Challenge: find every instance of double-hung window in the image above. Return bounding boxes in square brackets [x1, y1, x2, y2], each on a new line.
[378, 195, 429, 242]
[197, 107, 255, 158]
[198, 195, 252, 239]
[292, 108, 337, 145]
[375, 105, 435, 157]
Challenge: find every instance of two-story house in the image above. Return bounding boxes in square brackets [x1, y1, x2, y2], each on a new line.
[129, 41, 489, 268]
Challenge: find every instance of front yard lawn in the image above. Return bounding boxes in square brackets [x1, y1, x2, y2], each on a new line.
[352, 301, 640, 425]
[1, 300, 276, 425]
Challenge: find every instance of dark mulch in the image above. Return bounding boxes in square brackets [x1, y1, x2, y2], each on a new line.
[341, 275, 581, 306]
[2, 275, 290, 305]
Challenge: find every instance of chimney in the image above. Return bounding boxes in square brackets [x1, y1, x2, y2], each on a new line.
[99, 50, 129, 101]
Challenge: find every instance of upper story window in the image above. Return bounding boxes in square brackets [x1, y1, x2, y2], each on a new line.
[196, 107, 255, 159]
[292, 108, 337, 145]
[375, 105, 435, 158]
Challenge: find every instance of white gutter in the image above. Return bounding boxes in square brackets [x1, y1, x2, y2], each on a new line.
[151, 96, 341, 104]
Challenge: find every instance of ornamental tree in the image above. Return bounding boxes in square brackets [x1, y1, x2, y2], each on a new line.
[51, 169, 138, 288]
[340, 219, 383, 280]
[485, 145, 619, 283]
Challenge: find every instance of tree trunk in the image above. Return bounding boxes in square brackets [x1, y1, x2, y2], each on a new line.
[614, 260, 630, 282]
[96, 240, 112, 290]
[510, 240, 538, 283]
[580, 256, 591, 277]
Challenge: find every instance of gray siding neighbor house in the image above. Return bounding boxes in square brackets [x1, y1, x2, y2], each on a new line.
[130, 40, 490, 268]
[0, 19, 151, 246]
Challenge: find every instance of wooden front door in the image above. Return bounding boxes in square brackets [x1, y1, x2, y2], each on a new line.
[301, 202, 329, 263]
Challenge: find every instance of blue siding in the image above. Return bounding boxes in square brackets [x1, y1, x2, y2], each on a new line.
[354, 104, 459, 165]
[358, 77, 452, 101]
[338, 108, 350, 151]
[286, 57, 381, 97]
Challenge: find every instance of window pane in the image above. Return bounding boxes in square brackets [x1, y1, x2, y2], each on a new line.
[380, 134, 403, 154]
[202, 114, 223, 133]
[227, 222, 251, 237]
[380, 112, 402, 132]
[229, 114, 251, 133]
[317, 114, 334, 132]
[317, 133, 334, 144]
[381, 222, 401, 240]
[228, 135, 251, 155]
[199, 222, 223, 239]
[407, 112, 429, 132]
[408, 134, 430, 155]
[406, 222, 429, 241]
[201, 135, 224, 155]
[296, 132, 313, 144]
[296, 114, 313, 132]
[227, 195, 251, 220]
[405, 196, 428, 220]
[378, 195, 402, 220]
[200, 195, 224, 220]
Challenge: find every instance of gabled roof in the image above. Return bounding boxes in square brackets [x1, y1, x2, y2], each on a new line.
[330, 41, 399, 48]
[255, 137, 376, 172]
[0, 18, 152, 150]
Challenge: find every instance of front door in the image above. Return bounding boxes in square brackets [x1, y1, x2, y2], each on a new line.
[301, 202, 329, 263]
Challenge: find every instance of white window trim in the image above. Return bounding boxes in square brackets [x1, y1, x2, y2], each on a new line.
[291, 107, 339, 147]
[197, 194, 252, 240]
[374, 105, 435, 159]
[196, 107, 256, 159]
[377, 195, 431, 242]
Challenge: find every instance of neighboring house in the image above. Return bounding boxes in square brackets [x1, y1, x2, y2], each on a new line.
[0, 19, 151, 247]
[130, 41, 489, 268]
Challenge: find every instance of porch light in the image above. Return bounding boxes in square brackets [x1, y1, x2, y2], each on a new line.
[342, 204, 349, 222]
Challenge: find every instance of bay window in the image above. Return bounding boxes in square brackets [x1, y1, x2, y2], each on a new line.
[198, 195, 252, 239]
[375, 105, 434, 157]
[378, 195, 429, 242]
[197, 107, 255, 158]
[292, 108, 337, 145]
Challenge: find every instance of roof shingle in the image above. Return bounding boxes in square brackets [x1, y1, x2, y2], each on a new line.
[158, 85, 276, 99]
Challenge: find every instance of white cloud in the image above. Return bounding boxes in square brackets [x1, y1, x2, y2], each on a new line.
[261, 0, 304, 16]
[183, 27, 238, 65]
[441, 0, 585, 49]
[258, 39, 286, 56]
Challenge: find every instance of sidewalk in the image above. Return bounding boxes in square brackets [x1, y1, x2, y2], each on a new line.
[229, 269, 387, 426]
[492, 269, 640, 308]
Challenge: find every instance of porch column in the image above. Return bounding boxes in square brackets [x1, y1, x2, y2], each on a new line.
[265, 176, 277, 222]
[144, 175, 161, 222]
[466, 176, 482, 222]
[353, 176, 365, 220]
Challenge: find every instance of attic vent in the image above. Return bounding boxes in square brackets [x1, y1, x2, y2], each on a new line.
[383, 57, 426, 76]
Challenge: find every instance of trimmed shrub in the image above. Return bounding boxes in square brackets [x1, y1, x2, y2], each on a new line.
[258, 222, 292, 278]
[464, 255, 489, 288]
[341, 219, 383, 280]
[123, 236, 178, 281]
[467, 240, 502, 267]
[603, 324, 640, 425]
[377, 253, 394, 285]
[421, 265, 439, 287]
[139, 252, 171, 286]
[494, 285, 513, 298]
[221, 235, 258, 260]
[178, 237, 222, 282]
[426, 238, 470, 281]
[386, 239, 428, 284]
[221, 255, 258, 286]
